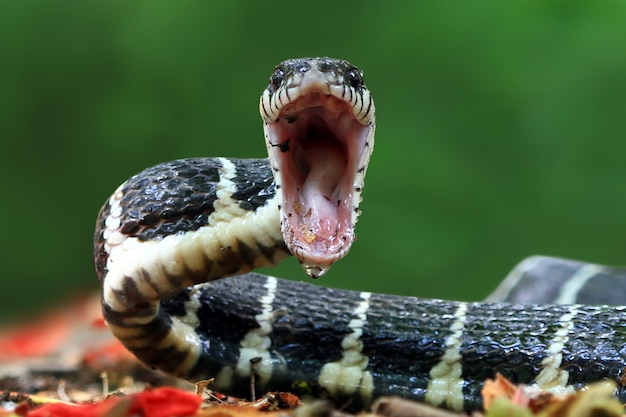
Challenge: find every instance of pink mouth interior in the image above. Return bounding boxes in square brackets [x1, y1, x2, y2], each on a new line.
[268, 93, 366, 276]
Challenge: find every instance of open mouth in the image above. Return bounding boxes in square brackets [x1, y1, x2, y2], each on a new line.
[261, 68, 375, 278]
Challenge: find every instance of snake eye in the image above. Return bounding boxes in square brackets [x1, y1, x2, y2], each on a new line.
[346, 67, 363, 90]
[269, 67, 285, 93]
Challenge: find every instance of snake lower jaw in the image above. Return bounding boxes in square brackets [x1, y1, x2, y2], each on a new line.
[295, 254, 339, 278]
[285, 227, 355, 278]
[303, 264, 330, 279]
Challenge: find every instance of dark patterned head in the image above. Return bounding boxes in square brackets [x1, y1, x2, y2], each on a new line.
[260, 57, 376, 278]
[265, 57, 366, 96]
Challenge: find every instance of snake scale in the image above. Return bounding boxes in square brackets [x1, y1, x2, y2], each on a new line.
[94, 57, 626, 412]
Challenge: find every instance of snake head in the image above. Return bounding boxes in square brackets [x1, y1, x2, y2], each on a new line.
[260, 57, 376, 278]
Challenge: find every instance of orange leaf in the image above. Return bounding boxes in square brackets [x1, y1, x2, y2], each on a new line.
[26, 397, 123, 417]
[26, 387, 202, 417]
[127, 387, 202, 417]
[482, 373, 530, 410]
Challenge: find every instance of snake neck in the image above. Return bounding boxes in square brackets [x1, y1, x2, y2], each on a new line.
[95, 157, 292, 308]
[95, 158, 294, 376]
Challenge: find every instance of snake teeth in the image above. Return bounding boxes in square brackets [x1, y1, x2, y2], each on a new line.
[260, 58, 376, 276]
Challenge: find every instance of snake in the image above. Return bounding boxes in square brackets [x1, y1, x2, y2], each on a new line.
[93, 57, 626, 412]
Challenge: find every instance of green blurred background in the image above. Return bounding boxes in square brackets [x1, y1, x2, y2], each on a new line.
[2, 1, 626, 324]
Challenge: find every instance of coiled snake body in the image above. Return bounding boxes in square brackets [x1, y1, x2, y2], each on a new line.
[94, 58, 626, 412]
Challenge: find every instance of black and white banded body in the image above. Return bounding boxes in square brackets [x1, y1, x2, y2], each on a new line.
[94, 58, 626, 412]
[490, 255, 626, 306]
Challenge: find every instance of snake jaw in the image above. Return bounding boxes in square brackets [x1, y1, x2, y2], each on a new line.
[260, 58, 375, 278]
